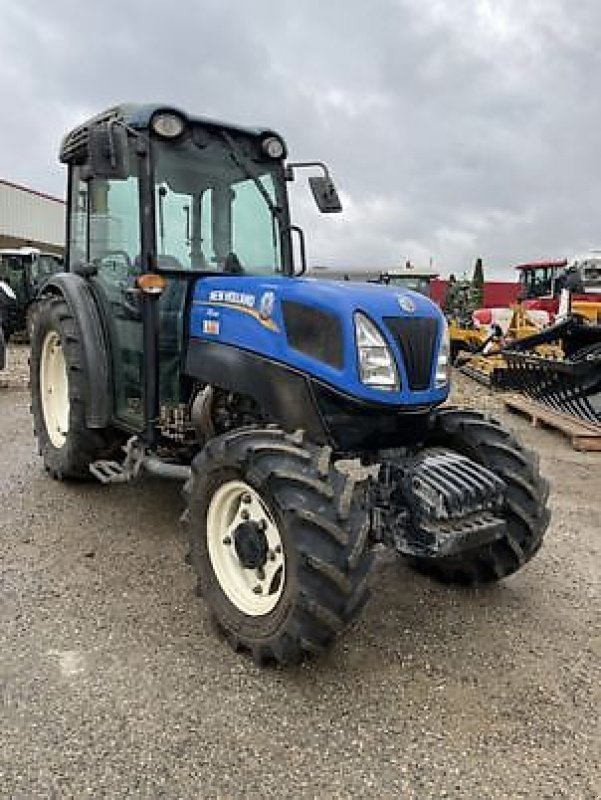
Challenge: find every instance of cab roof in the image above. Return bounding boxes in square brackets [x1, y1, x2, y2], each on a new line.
[60, 103, 284, 164]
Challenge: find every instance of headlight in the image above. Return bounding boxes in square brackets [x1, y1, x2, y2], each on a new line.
[261, 135, 285, 159]
[354, 313, 399, 391]
[151, 112, 186, 139]
[435, 323, 451, 387]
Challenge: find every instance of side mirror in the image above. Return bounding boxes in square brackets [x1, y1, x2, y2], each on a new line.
[309, 176, 342, 213]
[87, 122, 130, 179]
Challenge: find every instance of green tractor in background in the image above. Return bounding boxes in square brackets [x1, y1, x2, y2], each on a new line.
[0, 248, 63, 339]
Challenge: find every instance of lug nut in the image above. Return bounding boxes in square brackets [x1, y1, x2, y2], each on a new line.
[253, 585, 263, 594]
[274, 544, 282, 554]
[222, 536, 232, 545]
[242, 493, 252, 504]
[258, 519, 268, 531]
[241, 510, 250, 521]
[256, 567, 265, 580]
[268, 550, 276, 562]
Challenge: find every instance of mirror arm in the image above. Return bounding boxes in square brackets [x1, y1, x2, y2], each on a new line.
[287, 225, 307, 276]
[285, 161, 331, 181]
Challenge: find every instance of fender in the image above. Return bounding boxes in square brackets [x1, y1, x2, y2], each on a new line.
[42, 273, 112, 428]
[185, 338, 329, 443]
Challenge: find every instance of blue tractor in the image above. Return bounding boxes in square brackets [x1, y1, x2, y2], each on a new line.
[30, 105, 550, 664]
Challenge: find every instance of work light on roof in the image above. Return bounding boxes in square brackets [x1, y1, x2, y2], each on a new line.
[261, 135, 285, 159]
[151, 112, 185, 139]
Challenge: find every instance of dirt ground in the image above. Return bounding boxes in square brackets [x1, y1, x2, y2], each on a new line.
[1, 343, 600, 799]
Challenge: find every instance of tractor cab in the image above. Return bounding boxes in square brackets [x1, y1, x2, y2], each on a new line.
[376, 266, 438, 297]
[516, 257, 601, 322]
[516, 260, 568, 309]
[59, 105, 344, 435]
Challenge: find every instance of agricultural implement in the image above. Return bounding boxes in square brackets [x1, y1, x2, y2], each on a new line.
[29, 104, 551, 665]
[453, 304, 552, 386]
[502, 316, 601, 425]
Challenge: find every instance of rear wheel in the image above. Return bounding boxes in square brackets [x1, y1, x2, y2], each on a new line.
[407, 408, 551, 584]
[30, 296, 116, 480]
[187, 427, 373, 665]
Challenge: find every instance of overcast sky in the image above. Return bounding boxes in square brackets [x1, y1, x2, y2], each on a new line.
[1, 0, 600, 278]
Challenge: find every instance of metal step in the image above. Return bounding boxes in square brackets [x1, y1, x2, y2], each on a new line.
[89, 460, 131, 484]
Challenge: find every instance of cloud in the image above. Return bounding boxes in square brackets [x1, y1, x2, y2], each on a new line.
[0, 0, 599, 277]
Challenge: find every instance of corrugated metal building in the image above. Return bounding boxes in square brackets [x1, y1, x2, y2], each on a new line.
[0, 178, 65, 254]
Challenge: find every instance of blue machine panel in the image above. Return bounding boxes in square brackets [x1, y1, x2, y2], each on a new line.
[189, 275, 449, 407]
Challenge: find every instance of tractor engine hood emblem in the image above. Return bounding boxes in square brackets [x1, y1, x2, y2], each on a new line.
[259, 290, 276, 320]
[397, 294, 416, 313]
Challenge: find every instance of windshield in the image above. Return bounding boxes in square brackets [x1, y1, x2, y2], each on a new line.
[33, 254, 62, 281]
[0, 255, 29, 302]
[519, 267, 554, 299]
[152, 131, 288, 275]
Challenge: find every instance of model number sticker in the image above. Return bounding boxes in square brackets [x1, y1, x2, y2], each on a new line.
[203, 319, 221, 335]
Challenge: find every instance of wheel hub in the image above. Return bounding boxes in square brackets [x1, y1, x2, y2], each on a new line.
[206, 480, 286, 616]
[234, 521, 269, 570]
[40, 330, 69, 449]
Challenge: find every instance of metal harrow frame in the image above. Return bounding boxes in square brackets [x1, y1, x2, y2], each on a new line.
[501, 317, 601, 425]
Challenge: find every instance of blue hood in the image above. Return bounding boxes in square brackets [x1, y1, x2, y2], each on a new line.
[189, 274, 449, 407]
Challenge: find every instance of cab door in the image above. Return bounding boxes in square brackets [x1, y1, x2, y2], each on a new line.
[68, 160, 145, 431]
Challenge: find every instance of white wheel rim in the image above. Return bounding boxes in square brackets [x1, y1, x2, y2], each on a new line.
[206, 480, 286, 616]
[40, 330, 69, 449]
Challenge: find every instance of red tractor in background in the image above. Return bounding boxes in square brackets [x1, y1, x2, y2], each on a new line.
[517, 255, 601, 323]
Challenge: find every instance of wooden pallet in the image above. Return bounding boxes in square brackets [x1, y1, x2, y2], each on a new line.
[504, 395, 601, 452]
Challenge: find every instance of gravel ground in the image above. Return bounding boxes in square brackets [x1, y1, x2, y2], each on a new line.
[1, 344, 600, 799]
[0, 344, 29, 390]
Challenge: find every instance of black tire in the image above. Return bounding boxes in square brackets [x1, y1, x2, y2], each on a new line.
[0, 325, 6, 371]
[407, 407, 551, 585]
[187, 427, 373, 665]
[450, 339, 466, 364]
[25, 303, 37, 343]
[30, 295, 117, 480]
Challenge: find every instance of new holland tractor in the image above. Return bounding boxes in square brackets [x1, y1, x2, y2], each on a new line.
[30, 105, 551, 665]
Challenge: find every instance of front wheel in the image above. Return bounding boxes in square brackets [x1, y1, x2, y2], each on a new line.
[30, 296, 116, 480]
[0, 325, 6, 371]
[187, 427, 373, 665]
[407, 408, 551, 584]
[25, 303, 38, 343]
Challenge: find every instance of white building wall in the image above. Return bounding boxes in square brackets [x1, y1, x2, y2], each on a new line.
[0, 179, 65, 247]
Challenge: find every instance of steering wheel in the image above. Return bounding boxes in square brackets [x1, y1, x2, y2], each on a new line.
[223, 252, 244, 274]
[97, 250, 134, 279]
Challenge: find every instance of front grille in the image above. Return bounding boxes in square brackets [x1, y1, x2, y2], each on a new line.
[384, 317, 438, 390]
